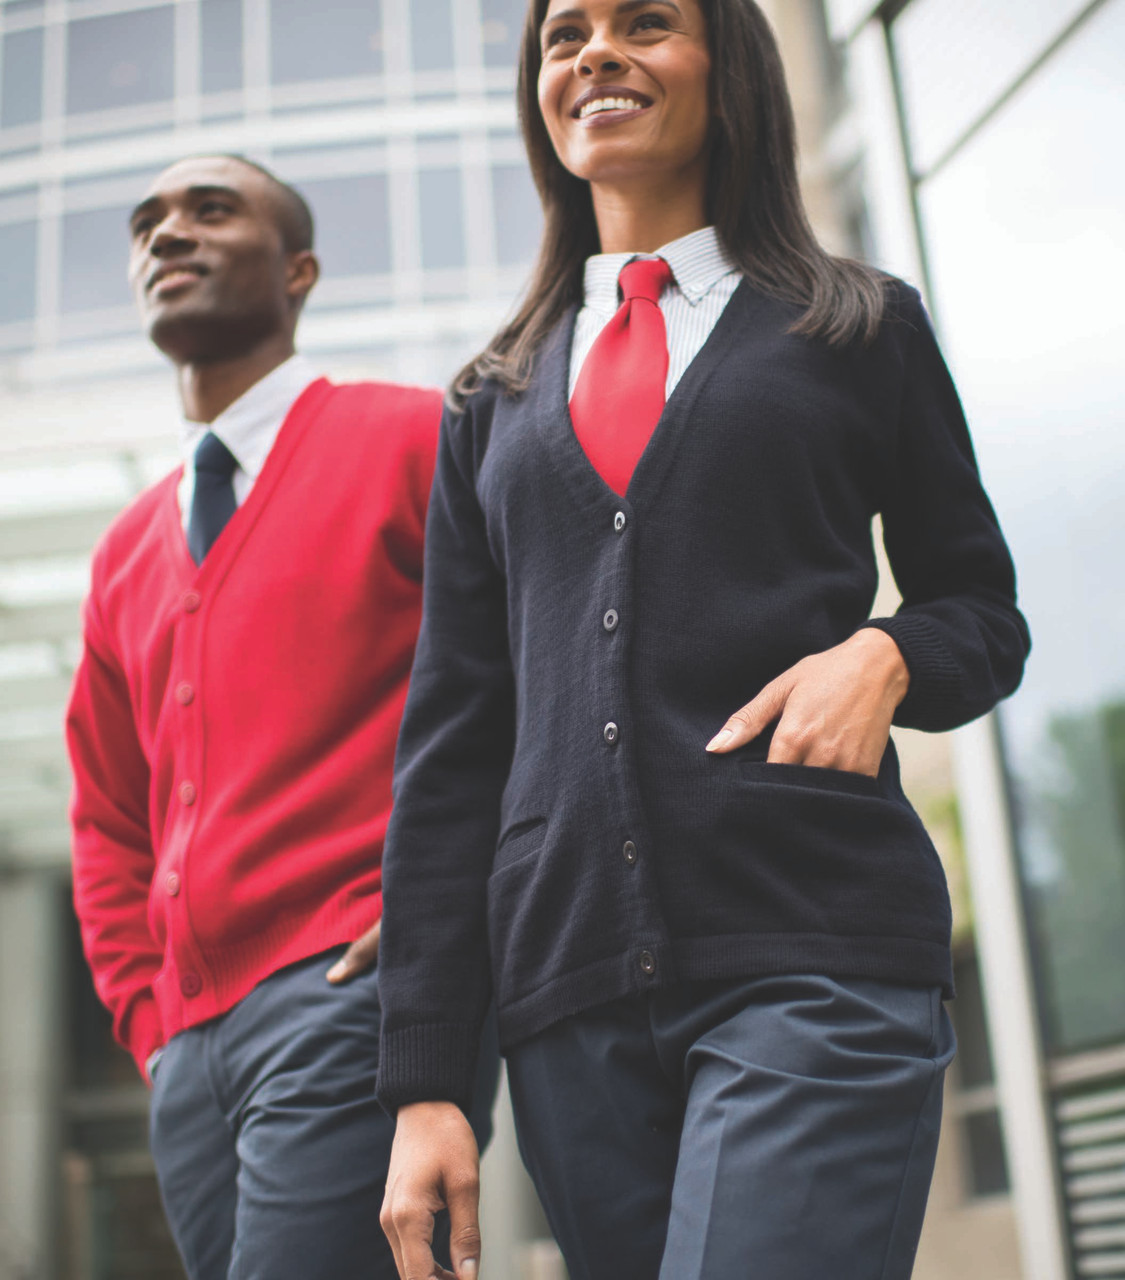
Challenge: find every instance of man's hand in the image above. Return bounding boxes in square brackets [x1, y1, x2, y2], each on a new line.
[381, 1101, 482, 1280]
[326, 920, 381, 984]
[705, 629, 910, 777]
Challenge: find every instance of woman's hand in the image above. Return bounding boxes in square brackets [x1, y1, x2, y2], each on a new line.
[381, 1101, 482, 1280]
[705, 629, 910, 777]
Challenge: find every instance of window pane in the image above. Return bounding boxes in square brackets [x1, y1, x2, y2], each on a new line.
[66, 7, 175, 116]
[270, 0, 384, 84]
[0, 222, 37, 323]
[412, 0, 455, 72]
[491, 162, 541, 268]
[2, 27, 44, 129]
[917, 0, 1125, 1053]
[965, 1110, 1011, 1197]
[481, 0, 525, 69]
[951, 952, 996, 1089]
[201, 0, 243, 95]
[893, 0, 1095, 174]
[61, 208, 131, 313]
[300, 174, 391, 278]
[418, 168, 465, 271]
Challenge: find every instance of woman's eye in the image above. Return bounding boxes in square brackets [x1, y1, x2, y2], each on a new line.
[632, 12, 669, 31]
[544, 25, 583, 49]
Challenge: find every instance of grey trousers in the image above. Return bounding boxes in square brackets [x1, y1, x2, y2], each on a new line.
[148, 948, 499, 1280]
[506, 973, 955, 1280]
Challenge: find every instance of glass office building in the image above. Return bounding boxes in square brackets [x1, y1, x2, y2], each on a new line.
[830, 2, 1125, 1277]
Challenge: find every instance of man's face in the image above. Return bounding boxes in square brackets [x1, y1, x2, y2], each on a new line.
[127, 157, 304, 364]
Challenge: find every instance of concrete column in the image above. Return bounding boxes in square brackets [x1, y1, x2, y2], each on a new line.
[0, 871, 63, 1280]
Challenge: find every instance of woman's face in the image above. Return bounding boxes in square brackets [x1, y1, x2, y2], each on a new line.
[537, 0, 712, 194]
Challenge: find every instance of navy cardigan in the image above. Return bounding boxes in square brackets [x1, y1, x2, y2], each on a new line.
[376, 280, 1030, 1111]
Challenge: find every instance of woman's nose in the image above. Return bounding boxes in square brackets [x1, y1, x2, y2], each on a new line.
[576, 32, 625, 77]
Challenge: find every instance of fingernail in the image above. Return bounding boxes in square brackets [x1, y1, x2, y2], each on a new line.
[705, 729, 733, 752]
[326, 962, 346, 981]
[461, 1260, 479, 1280]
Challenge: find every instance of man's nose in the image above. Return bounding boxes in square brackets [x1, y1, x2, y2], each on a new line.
[149, 215, 197, 257]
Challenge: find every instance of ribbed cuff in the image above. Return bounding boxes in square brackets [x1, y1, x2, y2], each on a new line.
[122, 995, 164, 1083]
[861, 614, 963, 730]
[376, 1023, 478, 1114]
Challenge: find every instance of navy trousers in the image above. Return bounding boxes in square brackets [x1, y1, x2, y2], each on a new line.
[506, 974, 955, 1280]
[149, 948, 499, 1280]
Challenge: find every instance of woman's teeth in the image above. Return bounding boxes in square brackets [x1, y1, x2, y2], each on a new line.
[579, 97, 644, 119]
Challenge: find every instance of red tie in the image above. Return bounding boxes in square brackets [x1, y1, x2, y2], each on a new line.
[570, 256, 674, 496]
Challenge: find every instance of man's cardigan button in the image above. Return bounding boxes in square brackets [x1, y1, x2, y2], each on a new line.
[623, 840, 638, 865]
[603, 722, 619, 745]
[178, 780, 197, 806]
[180, 973, 202, 998]
[639, 951, 656, 976]
[182, 591, 202, 613]
[175, 682, 195, 706]
[603, 609, 619, 632]
[613, 511, 626, 533]
[165, 872, 181, 897]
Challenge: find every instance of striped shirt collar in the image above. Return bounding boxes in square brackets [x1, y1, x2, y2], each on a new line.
[580, 225, 738, 313]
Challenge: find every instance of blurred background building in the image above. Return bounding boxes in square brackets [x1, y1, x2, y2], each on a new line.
[0, 0, 1121, 1277]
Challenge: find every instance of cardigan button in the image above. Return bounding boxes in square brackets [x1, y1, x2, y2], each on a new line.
[623, 840, 637, 865]
[603, 721, 619, 745]
[175, 682, 195, 706]
[178, 780, 197, 806]
[165, 872, 181, 897]
[180, 972, 202, 998]
[603, 609, 619, 632]
[182, 591, 201, 613]
[639, 950, 656, 976]
[613, 511, 626, 533]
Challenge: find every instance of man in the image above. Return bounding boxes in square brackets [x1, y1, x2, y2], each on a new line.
[65, 154, 496, 1280]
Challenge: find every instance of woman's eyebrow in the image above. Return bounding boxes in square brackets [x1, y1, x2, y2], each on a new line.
[543, 0, 683, 25]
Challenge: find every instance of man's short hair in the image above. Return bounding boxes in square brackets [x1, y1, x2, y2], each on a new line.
[216, 154, 315, 253]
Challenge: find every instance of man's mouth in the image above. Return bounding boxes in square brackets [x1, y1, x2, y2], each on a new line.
[572, 88, 653, 120]
[147, 263, 206, 295]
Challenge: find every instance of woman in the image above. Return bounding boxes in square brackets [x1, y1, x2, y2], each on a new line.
[377, 2, 1029, 1278]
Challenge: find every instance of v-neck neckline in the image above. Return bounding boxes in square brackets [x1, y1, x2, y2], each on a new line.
[161, 378, 333, 585]
[538, 277, 755, 511]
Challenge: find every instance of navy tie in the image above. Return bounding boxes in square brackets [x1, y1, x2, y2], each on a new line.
[187, 431, 238, 565]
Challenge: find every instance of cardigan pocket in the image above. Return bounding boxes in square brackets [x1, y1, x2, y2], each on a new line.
[493, 817, 548, 873]
[736, 759, 882, 799]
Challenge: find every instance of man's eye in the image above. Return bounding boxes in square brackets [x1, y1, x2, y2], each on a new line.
[131, 219, 155, 238]
[198, 201, 232, 217]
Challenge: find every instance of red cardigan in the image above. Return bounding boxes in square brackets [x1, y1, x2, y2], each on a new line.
[66, 378, 440, 1076]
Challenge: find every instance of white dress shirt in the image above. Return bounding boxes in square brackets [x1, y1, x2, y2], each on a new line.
[177, 354, 321, 530]
[568, 225, 742, 402]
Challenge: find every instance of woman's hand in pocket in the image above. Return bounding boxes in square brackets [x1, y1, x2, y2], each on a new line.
[705, 629, 910, 777]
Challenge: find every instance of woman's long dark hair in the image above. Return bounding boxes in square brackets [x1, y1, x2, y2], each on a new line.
[451, 0, 887, 406]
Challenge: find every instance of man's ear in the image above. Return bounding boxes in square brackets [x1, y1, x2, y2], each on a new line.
[286, 250, 320, 309]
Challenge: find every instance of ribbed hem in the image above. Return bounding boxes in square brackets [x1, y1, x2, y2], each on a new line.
[490, 932, 953, 1054]
[376, 1023, 479, 1114]
[861, 615, 964, 730]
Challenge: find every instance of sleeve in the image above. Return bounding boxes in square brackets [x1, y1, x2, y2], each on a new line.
[66, 582, 164, 1079]
[861, 289, 1031, 731]
[376, 396, 516, 1113]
